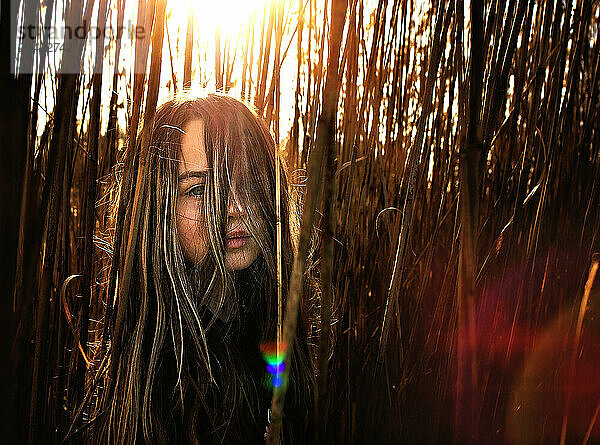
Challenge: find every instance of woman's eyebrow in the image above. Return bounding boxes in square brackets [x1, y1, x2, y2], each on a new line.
[178, 170, 210, 181]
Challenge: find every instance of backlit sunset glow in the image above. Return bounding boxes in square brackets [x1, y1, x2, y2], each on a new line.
[7, 0, 600, 442]
[168, 0, 269, 37]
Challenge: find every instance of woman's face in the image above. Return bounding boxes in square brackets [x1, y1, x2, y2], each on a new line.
[176, 119, 261, 270]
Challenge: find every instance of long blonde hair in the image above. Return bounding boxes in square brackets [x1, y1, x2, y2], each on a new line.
[84, 93, 317, 444]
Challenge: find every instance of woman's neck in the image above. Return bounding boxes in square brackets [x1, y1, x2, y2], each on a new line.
[204, 290, 238, 322]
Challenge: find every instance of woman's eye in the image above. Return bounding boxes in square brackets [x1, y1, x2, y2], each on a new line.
[186, 184, 206, 198]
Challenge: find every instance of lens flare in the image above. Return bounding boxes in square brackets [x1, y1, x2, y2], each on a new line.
[260, 341, 288, 389]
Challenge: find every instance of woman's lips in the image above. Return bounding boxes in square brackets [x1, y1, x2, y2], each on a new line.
[226, 229, 250, 249]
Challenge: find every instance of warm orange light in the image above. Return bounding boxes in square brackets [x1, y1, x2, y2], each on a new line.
[168, 0, 270, 38]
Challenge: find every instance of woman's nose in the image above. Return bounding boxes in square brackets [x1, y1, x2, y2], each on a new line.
[227, 195, 242, 217]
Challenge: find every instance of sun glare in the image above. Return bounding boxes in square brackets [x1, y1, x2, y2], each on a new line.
[168, 0, 270, 38]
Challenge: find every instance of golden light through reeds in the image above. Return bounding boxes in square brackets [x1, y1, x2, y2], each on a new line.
[149, 0, 309, 136]
[5, 0, 600, 443]
[168, 0, 268, 37]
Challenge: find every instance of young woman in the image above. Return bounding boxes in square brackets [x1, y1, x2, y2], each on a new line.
[86, 93, 317, 444]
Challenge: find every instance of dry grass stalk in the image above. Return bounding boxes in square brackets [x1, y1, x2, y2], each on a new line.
[267, 0, 347, 443]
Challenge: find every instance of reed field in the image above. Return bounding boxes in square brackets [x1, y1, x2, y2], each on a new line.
[1, 0, 600, 443]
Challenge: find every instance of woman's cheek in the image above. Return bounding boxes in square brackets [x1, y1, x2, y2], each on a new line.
[177, 200, 207, 263]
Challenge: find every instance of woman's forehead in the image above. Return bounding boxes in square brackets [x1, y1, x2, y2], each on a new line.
[179, 118, 208, 174]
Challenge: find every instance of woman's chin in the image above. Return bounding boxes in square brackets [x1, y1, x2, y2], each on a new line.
[225, 239, 260, 270]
